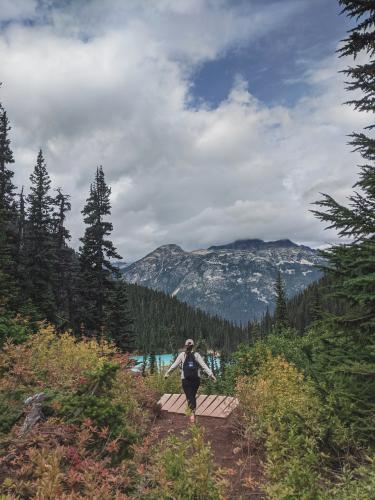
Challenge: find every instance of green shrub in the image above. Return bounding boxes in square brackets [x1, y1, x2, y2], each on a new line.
[0, 390, 24, 436]
[329, 456, 375, 500]
[0, 312, 30, 348]
[233, 328, 315, 380]
[46, 362, 139, 459]
[237, 355, 327, 499]
[146, 366, 181, 396]
[135, 425, 225, 499]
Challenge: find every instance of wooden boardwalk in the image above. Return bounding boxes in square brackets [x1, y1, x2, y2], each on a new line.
[158, 393, 239, 418]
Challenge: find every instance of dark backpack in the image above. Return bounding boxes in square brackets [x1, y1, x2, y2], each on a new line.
[183, 352, 199, 380]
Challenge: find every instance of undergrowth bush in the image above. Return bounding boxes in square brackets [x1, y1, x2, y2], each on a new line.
[235, 349, 375, 499]
[233, 328, 314, 379]
[0, 310, 30, 348]
[0, 390, 23, 436]
[133, 425, 226, 499]
[146, 366, 181, 396]
[0, 326, 114, 394]
[45, 362, 141, 460]
[0, 419, 134, 498]
[329, 456, 375, 499]
[237, 354, 329, 499]
[0, 326, 157, 465]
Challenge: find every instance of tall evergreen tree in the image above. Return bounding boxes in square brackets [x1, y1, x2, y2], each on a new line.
[12, 187, 26, 309]
[310, 284, 323, 322]
[0, 102, 15, 214]
[25, 150, 56, 321]
[273, 271, 288, 330]
[105, 279, 134, 351]
[311, 0, 375, 440]
[52, 188, 72, 329]
[79, 166, 121, 335]
[0, 100, 19, 307]
[16, 187, 25, 263]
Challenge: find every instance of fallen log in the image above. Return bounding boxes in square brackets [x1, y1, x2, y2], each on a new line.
[19, 392, 46, 436]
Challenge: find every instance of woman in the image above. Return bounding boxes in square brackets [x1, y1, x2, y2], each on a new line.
[164, 339, 217, 423]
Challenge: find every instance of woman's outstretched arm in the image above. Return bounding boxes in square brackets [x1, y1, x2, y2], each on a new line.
[164, 352, 184, 377]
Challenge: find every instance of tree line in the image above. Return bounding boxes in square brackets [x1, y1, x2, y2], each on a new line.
[0, 97, 248, 353]
[0, 97, 131, 350]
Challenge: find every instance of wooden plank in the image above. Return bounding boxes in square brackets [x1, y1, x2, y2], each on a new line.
[176, 394, 208, 414]
[210, 396, 238, 418]
[208, 396, 231, 418]
[200, 395, 227, 417]
[175, 399, 188, 414]
[162, 394, 180, 412]
[195, 395, 217, 416]
[167, 394, 186, 413]
[195, 394, 208, 411]
[158, 393, 239, 418]
[173, 395, 188, 414]
[157, 393, 172, 407]
[222, 397, 239, 417]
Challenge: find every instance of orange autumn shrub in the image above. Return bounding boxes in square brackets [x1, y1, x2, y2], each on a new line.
[1, 325, 157, 437]
[0, 325, 115, 393]
[0, 418, 134, 499]
[0, 327, 161, 498]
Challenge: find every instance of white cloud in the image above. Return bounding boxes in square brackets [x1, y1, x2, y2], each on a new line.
[0, 0, 367, 261]
[0, 0, 37, 22]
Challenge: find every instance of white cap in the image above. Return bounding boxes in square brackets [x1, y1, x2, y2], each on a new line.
[185, 338, 194, 346]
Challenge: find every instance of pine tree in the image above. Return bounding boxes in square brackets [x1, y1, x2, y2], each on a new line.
[273, 271, 289, 330]
[311, 0, 375, 440]
[25, 150, 57, 321]
[0, 102, 15, 214]
[0, 100, 19, 308]
[310, 284, 323, 322]
[16, 187, 25, 265]
[149, 351, 156, 374]
[52, 188, 72, 329]
[79, 166, 121, 335]
[262, 307, 272, 335]
[11, 187, 26, 310]
[105, 279, 134, 351]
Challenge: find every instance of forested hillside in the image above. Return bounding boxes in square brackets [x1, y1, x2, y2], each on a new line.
[127, 283, 245, 353]
[253, 274, 349, 337]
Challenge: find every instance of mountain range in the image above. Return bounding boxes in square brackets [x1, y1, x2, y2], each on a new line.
[121, 238, 325, 324]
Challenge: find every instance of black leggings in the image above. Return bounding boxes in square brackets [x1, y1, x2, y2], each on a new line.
[182, 377, 200, 411]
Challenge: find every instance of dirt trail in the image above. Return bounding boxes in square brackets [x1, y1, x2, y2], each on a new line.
[151, 411, 265, 499]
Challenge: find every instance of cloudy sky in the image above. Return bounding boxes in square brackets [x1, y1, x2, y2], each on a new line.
[0, 0, 368, 261]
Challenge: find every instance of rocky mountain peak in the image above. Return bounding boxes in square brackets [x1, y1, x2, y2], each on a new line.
[122, 238, 325, 325]
[208, 238, 299, 251]
[145, 243, 185, 257]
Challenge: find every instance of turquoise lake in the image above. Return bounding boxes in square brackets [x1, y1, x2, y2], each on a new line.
[131, 353, 175, 369]
[131, 353, 220, 371]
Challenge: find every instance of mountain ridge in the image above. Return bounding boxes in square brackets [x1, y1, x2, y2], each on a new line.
[121, 238, 325, 324]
